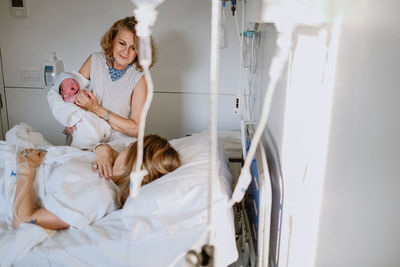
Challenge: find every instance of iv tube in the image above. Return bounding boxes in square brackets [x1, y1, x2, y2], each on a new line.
[129, 2, 159, 197]
[133, 4, 158, 68]
[208, 0, 222, 248]
[220, 1, 228, 49]
[229, 29, 293, 207]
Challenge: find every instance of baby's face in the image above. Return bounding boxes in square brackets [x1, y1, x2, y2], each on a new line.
[60, 78, 80, 103]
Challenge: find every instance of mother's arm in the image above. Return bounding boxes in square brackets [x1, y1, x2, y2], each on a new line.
[13, 149, 69, 230]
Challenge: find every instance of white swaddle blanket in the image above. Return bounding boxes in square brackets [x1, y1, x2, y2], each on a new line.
[47, 71, 111, 149]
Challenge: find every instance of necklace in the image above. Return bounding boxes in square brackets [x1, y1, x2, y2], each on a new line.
[108, 59, 132, 82]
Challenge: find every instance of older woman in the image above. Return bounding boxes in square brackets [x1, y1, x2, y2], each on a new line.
[11, 135, 181, 231]
[68, 16, 157, 178]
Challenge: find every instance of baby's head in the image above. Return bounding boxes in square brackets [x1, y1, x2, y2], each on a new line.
[60, 78, 80, 103]
[53, 72, 81, 103]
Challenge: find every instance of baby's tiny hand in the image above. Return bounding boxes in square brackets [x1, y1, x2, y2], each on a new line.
[65, 126, 77, 135]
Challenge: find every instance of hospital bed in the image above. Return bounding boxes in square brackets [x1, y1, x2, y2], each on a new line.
[0, 126, 238, 266]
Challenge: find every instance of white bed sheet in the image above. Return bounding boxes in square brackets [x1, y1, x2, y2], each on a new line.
[0, 126, 238, 266]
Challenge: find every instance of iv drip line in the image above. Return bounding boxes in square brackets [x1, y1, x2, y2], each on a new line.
[229, 30, 293, 207]
[207, 0, 222, 249]
[129, 3, 158, 198]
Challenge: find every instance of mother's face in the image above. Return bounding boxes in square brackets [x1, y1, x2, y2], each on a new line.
[112, 29, 137, 69]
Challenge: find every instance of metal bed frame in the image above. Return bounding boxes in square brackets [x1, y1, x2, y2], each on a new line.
[232, 123, 284, 267]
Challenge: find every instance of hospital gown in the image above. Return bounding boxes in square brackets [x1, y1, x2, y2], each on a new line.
[0, 124, 119, 230]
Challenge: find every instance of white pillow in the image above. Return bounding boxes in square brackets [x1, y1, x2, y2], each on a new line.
[121, 132, 237, 265]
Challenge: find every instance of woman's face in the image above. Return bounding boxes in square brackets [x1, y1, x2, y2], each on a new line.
[112, 29, 137, 69]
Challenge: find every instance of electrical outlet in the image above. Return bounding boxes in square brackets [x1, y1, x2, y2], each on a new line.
[234, 94, 243, 116]
[20, 67, 42, 81]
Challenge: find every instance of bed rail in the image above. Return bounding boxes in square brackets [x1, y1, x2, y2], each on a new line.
[241, 123, 284, 267]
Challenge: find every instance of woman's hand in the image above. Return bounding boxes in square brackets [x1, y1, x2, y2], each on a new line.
[75, 90, 102, 114]
[93, 144, 117, 179]
[17, 149, 46, 172]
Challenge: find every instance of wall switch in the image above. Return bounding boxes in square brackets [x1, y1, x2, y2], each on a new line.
[11, 0, 28, 17]
[20, 67, 42, 81]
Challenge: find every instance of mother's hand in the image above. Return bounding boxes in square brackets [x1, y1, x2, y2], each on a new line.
[75, 90, 101, 114]
[93, 144, 116, 179]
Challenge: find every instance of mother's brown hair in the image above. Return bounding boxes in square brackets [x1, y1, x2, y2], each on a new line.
[114, 135, 181, 207]
[100, 16, 158, 72]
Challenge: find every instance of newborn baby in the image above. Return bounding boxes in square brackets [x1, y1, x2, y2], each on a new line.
[47, 72, 112, 149]
[59, 76, 80, 103]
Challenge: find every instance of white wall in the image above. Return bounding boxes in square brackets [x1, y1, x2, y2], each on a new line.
[316, 1, 400, 266]
[0, 0, 240, 143]
[245, 0, 400, 266]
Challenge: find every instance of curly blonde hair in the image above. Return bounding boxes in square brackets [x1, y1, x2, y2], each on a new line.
[114, 135, 181, 207]
[100, 16, 158, 72]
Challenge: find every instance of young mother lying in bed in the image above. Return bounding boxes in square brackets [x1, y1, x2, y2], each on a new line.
[11, 135, 181, 230]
